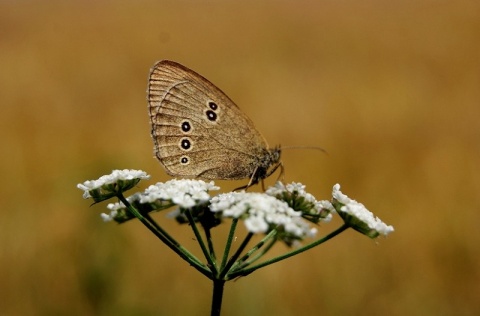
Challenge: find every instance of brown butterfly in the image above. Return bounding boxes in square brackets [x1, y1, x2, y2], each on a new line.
[147, 60, 282, 188]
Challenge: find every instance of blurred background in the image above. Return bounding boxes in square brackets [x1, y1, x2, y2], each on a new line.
[1, 0, 479, 315]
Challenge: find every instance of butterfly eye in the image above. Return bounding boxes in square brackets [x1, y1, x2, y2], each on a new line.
[181, 121, 191, 133]
[206, 110, 217, 122]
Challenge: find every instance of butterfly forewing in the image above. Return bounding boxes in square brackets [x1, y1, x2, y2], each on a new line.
[148, 60, 277, 180]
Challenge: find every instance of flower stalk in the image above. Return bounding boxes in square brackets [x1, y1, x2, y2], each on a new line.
[78, 169, 394, 315]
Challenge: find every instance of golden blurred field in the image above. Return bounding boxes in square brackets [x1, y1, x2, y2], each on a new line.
[1, 0, 479, 315]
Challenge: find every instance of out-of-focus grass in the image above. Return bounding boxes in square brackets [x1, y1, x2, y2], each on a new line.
[1, 0, 479, 315]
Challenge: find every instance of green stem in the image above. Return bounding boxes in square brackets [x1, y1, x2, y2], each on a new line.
[144, 213, 204, 267]
[228, 229, 277, 273]
[185, 209, 218, 275]
[117, 194, 211, 277]
[220, 218, 238, 271]
[219, 232, 253, 279]
[229, 224, 349, 279]
[204, 226, 216, 262]
[237, 236, 277, 269]
[210, 279, 225, 316]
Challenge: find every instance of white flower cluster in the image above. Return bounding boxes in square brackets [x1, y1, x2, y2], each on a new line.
[332, 184, 394, 236]
[210, 192, 317, 238]
[102, 193, 142, 222]
[77, 169, 150, 199]
[141, 179, 219, 208]
[100, 179, 219, 222]
[266, 182, 334, 222]
[266, 182, 312, 199]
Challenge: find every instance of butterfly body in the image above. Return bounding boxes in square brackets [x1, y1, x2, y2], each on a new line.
[148, 60, 281, 184]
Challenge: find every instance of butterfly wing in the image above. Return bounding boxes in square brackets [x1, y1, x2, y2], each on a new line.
[148, 60, 271, 180]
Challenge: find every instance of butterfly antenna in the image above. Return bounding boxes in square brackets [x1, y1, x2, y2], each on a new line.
[281, 146, 328, 155]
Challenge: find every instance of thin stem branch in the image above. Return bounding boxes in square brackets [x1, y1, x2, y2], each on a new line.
[228, 224, 350, 279]
[185, 209, 218, 275]
[204, 226, 216, 262]
[227, 229, 278, 273]
[220, 218, 238, 271]
[143, 213, 204, 267]
[117, 194, 211, 277]
[237, 236, 278, 269]
[219, 232, 253, 279]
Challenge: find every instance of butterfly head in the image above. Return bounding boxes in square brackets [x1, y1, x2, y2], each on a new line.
[269, 146, 282, 166]
[253, 146, 282, 182]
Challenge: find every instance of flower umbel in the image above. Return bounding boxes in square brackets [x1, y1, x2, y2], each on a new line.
[78, 173, 393, 316]
[266, 182, 334, 223]
[141, 179, 219, 208]
[331, 184, 394, 238]
[102, 193, 143, 223]
[210, 191, 317, 246]
[77, 169, 150, 203]
[101, 179, 220, 224]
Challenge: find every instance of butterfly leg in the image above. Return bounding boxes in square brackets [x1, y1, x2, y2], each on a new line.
[276, 162, 285, 183]
[233, 166, 261, 191]
[261, 179, 266, 191]
[266, 161, 284, 183]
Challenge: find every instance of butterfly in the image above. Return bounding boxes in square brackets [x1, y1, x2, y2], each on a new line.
[147, 60, 282, 188]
